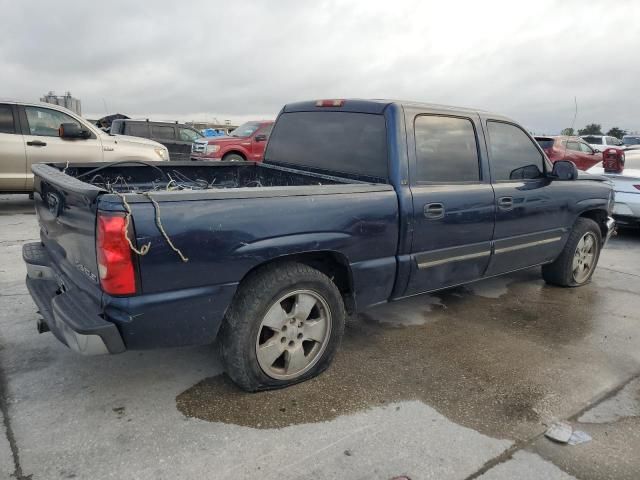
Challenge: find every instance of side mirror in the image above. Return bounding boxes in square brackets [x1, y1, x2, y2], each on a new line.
[254, 134, 267, 142]
[594, 148, 600, 153]
[550, 160, 578, 180]
[59, 123, 90, 139]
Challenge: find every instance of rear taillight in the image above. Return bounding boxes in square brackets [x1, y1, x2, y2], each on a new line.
[96, 213, 136, 295]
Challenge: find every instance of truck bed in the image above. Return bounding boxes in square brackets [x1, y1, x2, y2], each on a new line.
[54, 160, 382, 195]
[30, 160, 399, 350]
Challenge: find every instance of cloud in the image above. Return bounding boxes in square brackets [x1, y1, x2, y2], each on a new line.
[1, 0, 638, 133]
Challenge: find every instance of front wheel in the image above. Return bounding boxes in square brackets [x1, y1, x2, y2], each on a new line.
[219, 262, 346, 391]
[542, 217, 602, 287]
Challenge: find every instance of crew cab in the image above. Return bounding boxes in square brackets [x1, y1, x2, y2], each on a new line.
[0, 100, 169, 194]
[23, 99, 615, 391]
[191, 120, 273, 162]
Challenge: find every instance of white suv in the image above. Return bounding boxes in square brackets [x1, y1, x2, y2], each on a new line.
[0, 100, 169, 193]
[580, 135, 624, 152]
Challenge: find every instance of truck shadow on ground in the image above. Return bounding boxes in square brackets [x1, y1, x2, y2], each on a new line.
[0, 194, 34, 216]
[176, 267, 635, 440]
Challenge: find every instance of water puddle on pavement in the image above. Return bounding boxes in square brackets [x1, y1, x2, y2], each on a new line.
[176, 268, 622, 438]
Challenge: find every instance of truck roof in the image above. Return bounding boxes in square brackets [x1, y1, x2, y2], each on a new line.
[282, 98, 507, 119]
[0, 98, 79, 115]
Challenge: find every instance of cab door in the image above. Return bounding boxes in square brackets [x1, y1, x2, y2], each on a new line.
[404, 111, 495, 296]
[20, 105, 103, 188]
[484, 119, 569, 276]
[250, 124, 273, 161]
[0, 104, 27, 191]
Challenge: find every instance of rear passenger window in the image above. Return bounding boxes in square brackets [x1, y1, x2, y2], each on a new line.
[127, 123, 150, 138]
[151, 125, 176, 140]
[583, 136, 602, 145]
[0, 105, 15, 134]
[487, 121, 544, 181]
[414, 115, 480, 183]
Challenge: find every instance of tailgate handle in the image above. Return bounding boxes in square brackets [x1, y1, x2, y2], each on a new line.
[27, 140, 47, 147]
[424, 203, 445, 219]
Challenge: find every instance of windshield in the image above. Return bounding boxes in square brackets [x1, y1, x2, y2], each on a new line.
[229, 122, 261, 137]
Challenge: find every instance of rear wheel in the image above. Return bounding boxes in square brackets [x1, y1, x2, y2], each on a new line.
[222, 153, 245, 162]
[542, 217, 602, 287]
[219, 262, 346, 391]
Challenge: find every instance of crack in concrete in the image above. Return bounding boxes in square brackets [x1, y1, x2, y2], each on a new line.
[599, 266, 640, 278]
[0, 349, 31, 479]
[462, 371, 640, 480]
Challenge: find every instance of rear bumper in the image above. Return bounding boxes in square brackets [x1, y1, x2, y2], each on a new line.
[23, 242, 125, 355]
[612, 191, 640, 219]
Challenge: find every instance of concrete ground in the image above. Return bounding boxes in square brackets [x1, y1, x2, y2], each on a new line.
[1, 193, 639, 480]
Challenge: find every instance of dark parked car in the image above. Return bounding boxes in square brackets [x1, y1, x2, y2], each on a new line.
[622, 135, 640, 150]
[535, 136, 603, 170]
[110, 119, 203, 161]
[24, 99, 614, 391]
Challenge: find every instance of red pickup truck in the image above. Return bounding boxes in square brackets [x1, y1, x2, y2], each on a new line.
[191, 120, 274, 161]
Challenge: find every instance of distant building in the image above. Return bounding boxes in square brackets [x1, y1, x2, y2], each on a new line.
[40, 91, 82, 115]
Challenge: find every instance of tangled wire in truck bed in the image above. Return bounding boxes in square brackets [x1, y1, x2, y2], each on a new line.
[87, 169, 253, 193]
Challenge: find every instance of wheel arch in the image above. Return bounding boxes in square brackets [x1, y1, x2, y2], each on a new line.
[236, 251, 356, 314]
[222, 149, 247, 160]
[577, 208, 609, 241]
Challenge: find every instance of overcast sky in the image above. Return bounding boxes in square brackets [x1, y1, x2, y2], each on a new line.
[1, 0, 638, 133]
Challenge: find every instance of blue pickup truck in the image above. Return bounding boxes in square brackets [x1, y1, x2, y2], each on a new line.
[23, 99, 615, 391]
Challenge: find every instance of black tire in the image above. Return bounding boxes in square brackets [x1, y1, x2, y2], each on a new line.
[542, 217, 602, 287]
[219, 262, 346, 392]
[222, 153, 245, 162]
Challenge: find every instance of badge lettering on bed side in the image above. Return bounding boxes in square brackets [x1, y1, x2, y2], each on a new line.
[76, 263, 98, 283]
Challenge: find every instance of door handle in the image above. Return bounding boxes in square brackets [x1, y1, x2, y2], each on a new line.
[498, 196, 513, 210]
[424, 202, 445, 219]
[27, 140, 47, 147]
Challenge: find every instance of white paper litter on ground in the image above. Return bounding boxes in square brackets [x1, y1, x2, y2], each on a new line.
[544, 421, 573, 443]
[568, 430, 592, 445]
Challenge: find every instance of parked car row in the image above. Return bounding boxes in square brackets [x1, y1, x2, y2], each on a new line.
[0, 100, 169, 193]
[0, 98, 636, 232]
